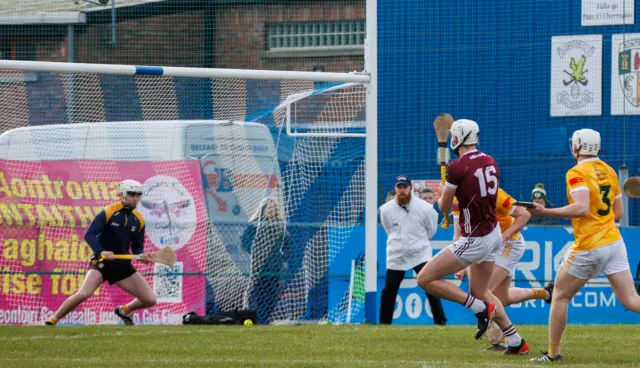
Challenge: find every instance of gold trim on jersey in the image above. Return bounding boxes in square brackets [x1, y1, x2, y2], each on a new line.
[502, 243, 513, 259]
[132, 209, 145, 231]
[104, 202, 125, 223]
[563, 250, 577, 272]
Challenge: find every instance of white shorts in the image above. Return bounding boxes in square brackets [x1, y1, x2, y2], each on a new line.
[447, 225, 502, 266]
[495, 235, 526, 277]
[561, 239, 630, 280]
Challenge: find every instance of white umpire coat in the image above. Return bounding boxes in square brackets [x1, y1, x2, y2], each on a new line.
[379, 196, 439, 271]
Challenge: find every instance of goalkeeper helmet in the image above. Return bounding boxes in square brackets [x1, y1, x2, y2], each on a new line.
[450, 119, 480, 152]
[119, 179, 143, 196]
[570, 129, 600, 158]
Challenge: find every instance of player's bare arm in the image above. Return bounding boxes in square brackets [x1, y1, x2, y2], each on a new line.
[501, 206, 530, 243]
[452, 215, 465, 281]
[453, 215, 461, 242]
[528, 190, 589, 218]
[438, 184, 456, 214]
[613, 196, 623, 220]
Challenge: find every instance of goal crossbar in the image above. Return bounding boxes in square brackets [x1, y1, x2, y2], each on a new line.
[0, 60, 370, 83]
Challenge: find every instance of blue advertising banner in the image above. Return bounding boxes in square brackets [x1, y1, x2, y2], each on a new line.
[328, 226, 640, 325]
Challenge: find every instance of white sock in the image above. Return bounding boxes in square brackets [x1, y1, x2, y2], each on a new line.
[464, 295, 486, 314]
[503, 325, 523, 346]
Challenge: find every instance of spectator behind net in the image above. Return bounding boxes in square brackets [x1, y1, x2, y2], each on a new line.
[528, 183, 561, 225]
[242, 195, 291, 324]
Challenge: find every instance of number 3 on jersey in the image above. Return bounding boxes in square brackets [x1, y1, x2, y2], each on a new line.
[474, 166, 498, 197]
[598, 185, 611, 216]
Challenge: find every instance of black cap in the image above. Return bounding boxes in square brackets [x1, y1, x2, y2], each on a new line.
[395, 175, 411, 186]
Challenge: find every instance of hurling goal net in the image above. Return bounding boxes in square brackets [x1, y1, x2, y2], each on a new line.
[0, 60, 368, 325]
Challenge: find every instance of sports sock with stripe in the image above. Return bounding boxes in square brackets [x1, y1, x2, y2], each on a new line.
[464, 295, 486, 314]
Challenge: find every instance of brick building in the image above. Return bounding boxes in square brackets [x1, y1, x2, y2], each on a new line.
[0, 0, 365, 73]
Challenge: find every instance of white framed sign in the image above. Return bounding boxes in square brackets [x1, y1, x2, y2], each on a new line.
[611, 34, 640, 115]
[582, 0, 634, 26]
[551, 35, 602, 117]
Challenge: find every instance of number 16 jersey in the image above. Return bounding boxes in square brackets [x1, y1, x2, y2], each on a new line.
[446, 149, 499, 237]
[566, 157, 622, 251]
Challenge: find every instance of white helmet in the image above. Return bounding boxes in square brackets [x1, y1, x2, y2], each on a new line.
[570, 129, 600, 158]
[450, 119, 480, 151]
[119, 179, 143, 196]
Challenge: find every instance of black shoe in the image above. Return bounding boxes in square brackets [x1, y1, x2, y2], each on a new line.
[474, 302, 496, 340]
[530, 352, 563, 362]
[503, 339, 531, 355]
[114, 307, 134, 326]
[44, 321, 54, 326]
[544, 282, 555, 304]
[487, 344, 508, 351]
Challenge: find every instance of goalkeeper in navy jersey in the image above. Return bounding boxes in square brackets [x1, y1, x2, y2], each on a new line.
[45, 180, 156, 326]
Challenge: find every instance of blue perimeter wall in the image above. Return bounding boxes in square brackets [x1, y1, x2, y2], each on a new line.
[329, 226, 640, 325]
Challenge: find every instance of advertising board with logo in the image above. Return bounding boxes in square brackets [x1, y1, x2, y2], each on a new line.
[0, 160, 207, 325]
[329, 225, 640, 325]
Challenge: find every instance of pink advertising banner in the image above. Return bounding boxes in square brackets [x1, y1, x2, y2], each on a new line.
[0, 160, 207, 325]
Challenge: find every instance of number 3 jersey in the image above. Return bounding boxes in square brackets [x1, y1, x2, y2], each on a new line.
[566, 157, 622, 251]
[446, 149, 499, 237]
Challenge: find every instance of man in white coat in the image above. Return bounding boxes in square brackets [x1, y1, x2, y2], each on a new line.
[379, 175, 447, 325]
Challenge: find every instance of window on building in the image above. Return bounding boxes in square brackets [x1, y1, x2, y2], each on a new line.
[0, 40, 11, 60]
[0, 39, 36, 61]
[268, 21, 365, 51]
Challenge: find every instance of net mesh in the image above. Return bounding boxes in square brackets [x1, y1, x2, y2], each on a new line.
[0, 68, 366, 325]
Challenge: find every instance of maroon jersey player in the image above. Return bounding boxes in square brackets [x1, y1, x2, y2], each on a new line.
[446, 148, 499, 237]
[417, 119, 530, 355]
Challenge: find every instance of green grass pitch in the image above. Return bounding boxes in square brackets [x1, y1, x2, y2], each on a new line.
[0, 324, 637, 367]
